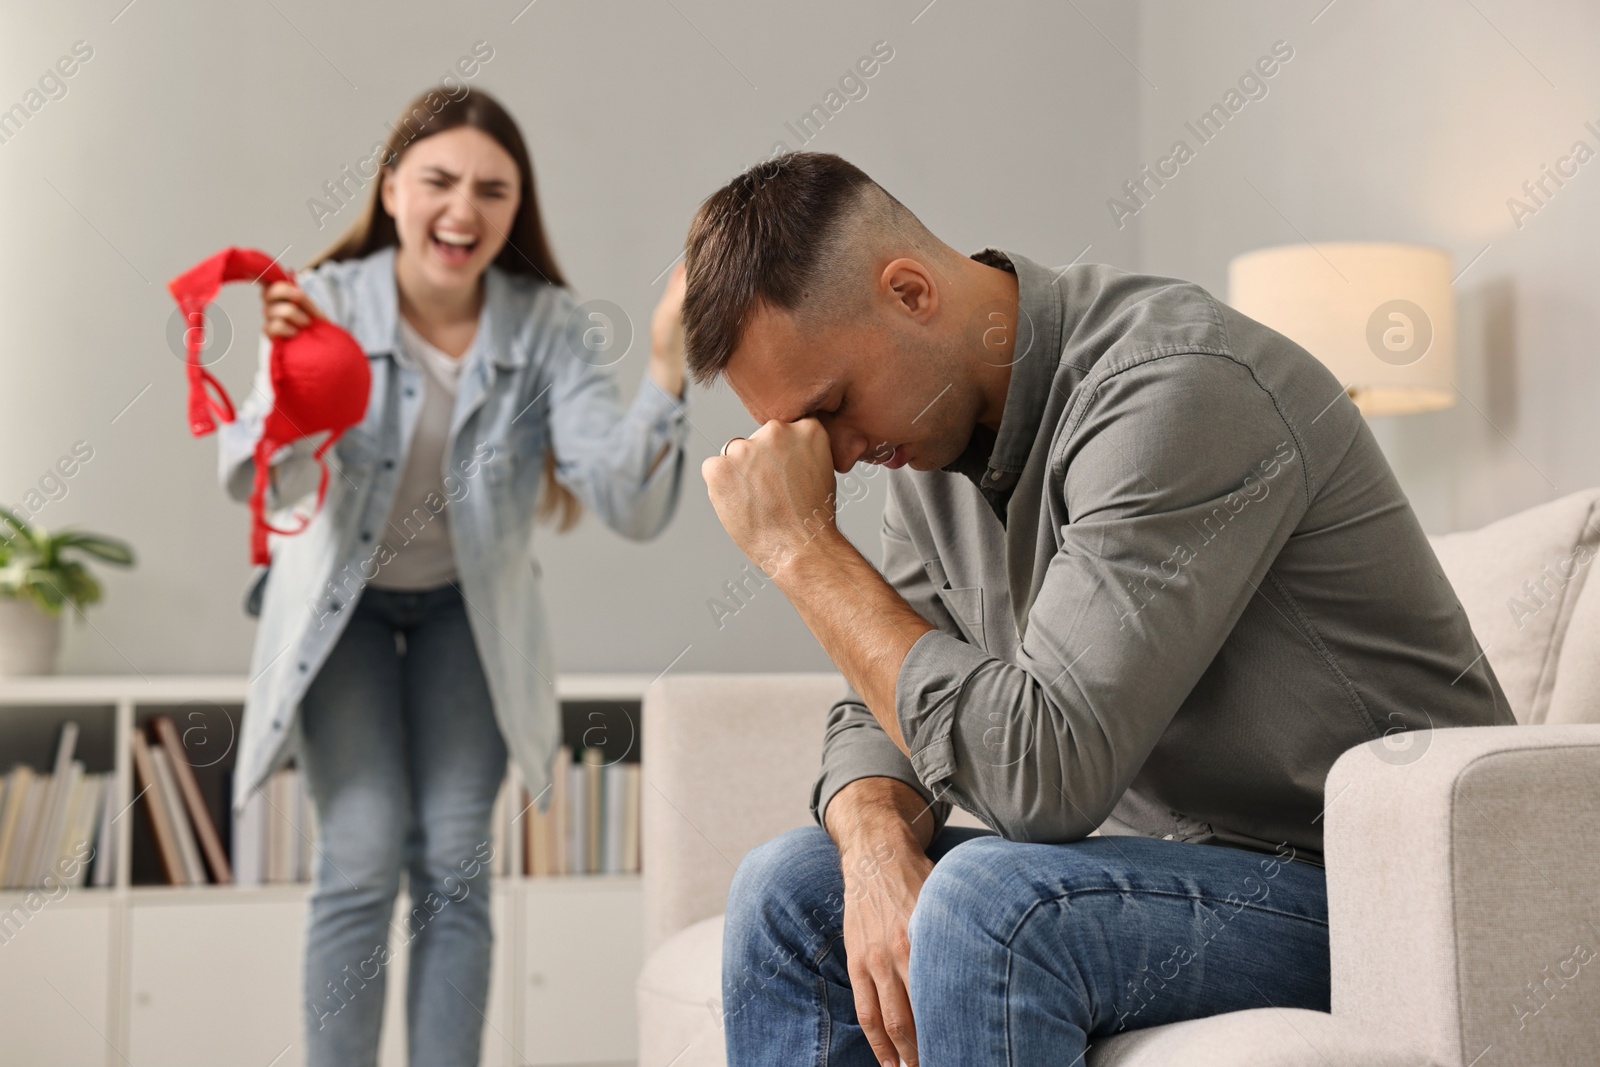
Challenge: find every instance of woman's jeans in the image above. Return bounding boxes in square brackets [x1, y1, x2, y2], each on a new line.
[296, 582, 508, 1067]
[723, 824, 1330, 1066]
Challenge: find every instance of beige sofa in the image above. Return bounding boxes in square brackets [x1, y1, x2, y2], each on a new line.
[637, 487, 1600, 1067]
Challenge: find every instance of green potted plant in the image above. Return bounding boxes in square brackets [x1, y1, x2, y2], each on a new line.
[0, 506, 135, 677]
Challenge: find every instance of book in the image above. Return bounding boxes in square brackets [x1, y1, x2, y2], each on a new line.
[4, 772, 38, 888]
[524, 786, 544, 876]
[31, 760, 83, 886]
[551, 746, 569, 876]
[151, 716, 232, 884]
[0, 766, 35, 887]
[4, 779, 44, 888]
[53, 773, 101, 887]
[602, 762, 625, 874]
[582, 747, 603, 875]
[151, 747, 204, 884]
[623, 763, 641, 875]
[26, 722, 78, 886]
[567, 753, 586, 876]
[91, 773, 117, 887]
[130, 730, 185, 885]
[0, 773, 13, 880]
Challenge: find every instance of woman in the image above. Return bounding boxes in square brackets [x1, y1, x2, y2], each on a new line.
[216, 86, 689, 1066]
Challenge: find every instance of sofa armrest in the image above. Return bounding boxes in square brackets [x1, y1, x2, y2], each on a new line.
[1324, 723, 1600, 1067]
[640, 673, 845, 957]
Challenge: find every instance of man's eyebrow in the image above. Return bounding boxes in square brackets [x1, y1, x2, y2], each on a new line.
[793, 384, 833, 422]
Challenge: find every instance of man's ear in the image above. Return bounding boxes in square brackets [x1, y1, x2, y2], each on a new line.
[881, 258, 938, 324]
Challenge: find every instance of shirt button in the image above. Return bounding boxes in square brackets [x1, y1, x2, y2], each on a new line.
[361, 531, 373, 542]
[405, 387, 417, 398]
[297, 661, 308, 672]
[384, 459, 395, 470]
[988, 470, 1004, 482]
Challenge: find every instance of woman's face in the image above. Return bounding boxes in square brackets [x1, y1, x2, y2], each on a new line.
[381, 125, 521, 296]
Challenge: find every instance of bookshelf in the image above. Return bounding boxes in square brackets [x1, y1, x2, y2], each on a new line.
[0, 674, 651, 1067]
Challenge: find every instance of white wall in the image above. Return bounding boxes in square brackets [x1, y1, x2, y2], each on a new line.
[17, 1, 1589, 679]
[1133, 0, 1600, 533]
[0, 1, 1139, 676]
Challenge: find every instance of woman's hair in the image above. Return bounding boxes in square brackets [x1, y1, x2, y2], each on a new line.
[308, 86, 582, 532]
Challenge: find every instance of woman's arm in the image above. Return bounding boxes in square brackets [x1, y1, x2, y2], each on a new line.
[545, 265, 690, 539]
[644, 263, 687, 478]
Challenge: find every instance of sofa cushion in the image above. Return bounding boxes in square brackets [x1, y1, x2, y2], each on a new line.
[643, 674, 845, 957]
[637, 915, 726, 1067]
[1087, 1007, 1441, 1066]
[638, 918, 1441, 1067]
[1428, 487, 1600, 724]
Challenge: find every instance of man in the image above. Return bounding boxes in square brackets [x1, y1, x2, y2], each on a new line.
[686, 152, 1510, 1067]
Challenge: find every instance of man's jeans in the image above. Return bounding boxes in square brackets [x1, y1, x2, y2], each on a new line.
[723, 824, 1330, 1065]
[295, 583, 508, 1067]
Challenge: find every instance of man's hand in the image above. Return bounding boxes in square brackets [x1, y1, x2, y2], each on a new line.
[828, 777, 939, 1067]
[701, 417, 838, 576]
[843, 835, 933, 1067]
[702, 417, 932, 753]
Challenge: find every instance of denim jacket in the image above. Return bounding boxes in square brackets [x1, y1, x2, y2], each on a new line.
[217, 245, 689, 817]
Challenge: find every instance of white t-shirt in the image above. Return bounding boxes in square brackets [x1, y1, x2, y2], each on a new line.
[366, 316, 468, 591]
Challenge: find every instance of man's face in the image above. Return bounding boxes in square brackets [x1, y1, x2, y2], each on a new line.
[723, 286, 980, 475]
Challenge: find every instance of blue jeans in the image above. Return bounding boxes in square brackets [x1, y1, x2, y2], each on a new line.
[723, 825, 1330, 1066]
[296, 583, 508, 1067]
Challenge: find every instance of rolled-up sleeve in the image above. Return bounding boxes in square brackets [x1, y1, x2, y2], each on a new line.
[810, 483, 959, 836]
[895, 353, 1308, 843]
[545, 292, 689, 541]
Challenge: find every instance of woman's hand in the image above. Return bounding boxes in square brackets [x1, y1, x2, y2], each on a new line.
[648, 261, 687, 399]
[262, 280, 325, 339]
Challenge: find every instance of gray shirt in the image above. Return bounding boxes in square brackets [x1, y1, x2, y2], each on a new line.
[810, 247, 1513, 864]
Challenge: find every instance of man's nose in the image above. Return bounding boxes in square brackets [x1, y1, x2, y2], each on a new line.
[828, 428, 867, 473]
[819, 422, 857, 473]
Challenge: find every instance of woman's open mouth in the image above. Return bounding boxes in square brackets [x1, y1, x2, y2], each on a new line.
[431, 227, 479, 267]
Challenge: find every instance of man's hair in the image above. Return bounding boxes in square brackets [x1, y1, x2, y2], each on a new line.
[681, 152, 941, 386]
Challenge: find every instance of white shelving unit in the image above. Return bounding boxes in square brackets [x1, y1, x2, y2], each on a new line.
[0, 674, 651, 1067]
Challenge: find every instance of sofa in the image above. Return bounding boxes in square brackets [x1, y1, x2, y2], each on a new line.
[636, 486, 1600, 1067]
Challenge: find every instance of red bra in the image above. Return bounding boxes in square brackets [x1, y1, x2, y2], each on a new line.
[168, 247, 370, 565]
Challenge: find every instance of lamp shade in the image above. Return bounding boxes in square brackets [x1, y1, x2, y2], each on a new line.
[1227, 242, 1455, 416]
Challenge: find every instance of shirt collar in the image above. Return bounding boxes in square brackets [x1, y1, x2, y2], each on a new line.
[348, 244, 523, 372]
[941, 247, 1064, 504]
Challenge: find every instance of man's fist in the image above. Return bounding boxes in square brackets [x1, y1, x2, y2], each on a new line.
[702, 417, 840, 576]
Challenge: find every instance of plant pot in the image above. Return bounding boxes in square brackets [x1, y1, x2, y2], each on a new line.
[0, 596, 63, 677]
